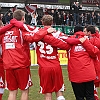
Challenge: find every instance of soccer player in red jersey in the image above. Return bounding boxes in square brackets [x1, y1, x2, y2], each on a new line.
[36, 15, 70, 100]
[1, 9, 52, 100]
[2, 9, 33, 100]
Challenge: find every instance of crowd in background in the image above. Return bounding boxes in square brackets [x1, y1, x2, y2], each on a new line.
[0, 2, 100, 26]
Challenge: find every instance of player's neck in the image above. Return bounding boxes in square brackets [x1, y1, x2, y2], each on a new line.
[44, 26, 51, 28]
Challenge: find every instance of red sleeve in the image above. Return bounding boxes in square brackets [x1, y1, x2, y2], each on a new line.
[93, 38, 100, 50]
[22, 28, 47, 42]
[82, 39, 99, 57]
[89, 37, 100, 50]
[0, 34, 3, 43]
[57, 33, 80, 45]
[95, 31, 100, 38]
[0, 24, 13, 34]
[65, 38, 80, 45]
[43, 35, 71, 50]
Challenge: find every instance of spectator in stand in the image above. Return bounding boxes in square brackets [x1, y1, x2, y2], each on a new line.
[66, 13, 69, 25]
[0, 14, 6, 25]
[49, 9, 59, 25]
[86, 12, 91, 25]
[25, 12, 32, 25]
[69, 13, 74, 26]
[91, 11, 96, 25]
[72, 1, 82, 25]
[5, 12, 12, 24]
[96, 13, 100, 26]
[37, 13, 42, 25]
[79, 13, 85, 26]
[30, 11, 38, 26]
[56, 13, 62, 25]
[96, 4, 100, 9]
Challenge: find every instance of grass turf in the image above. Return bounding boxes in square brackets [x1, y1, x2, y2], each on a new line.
[2, 66, 100, 100]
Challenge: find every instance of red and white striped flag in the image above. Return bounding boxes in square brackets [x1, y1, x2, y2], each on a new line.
[25, 5, 37, 13]
[10, 5, 17, 12]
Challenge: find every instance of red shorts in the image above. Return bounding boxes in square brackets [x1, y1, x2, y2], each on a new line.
[94, 82, 100, 87]
[5, 67, 33, 90]
[39, 66, 64, 94]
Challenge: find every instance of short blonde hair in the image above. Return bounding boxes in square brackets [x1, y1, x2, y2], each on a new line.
[13, 9, 25, 21]
[42, 15, 53, 26]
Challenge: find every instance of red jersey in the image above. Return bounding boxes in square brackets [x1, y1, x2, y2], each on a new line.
[0, 25, 13, 82]
[67, 31, 99, 83]
[2, 24, 47, 69]
[36, 27, 71, 93]
[36, 27, 71, 68]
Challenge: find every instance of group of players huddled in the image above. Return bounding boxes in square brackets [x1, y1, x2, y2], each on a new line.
[0, 9, 100, 100]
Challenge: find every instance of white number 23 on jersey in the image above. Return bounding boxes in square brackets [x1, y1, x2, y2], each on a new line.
[37, 41, 53, 54]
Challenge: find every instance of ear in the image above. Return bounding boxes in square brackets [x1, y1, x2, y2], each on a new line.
[88, 31, 91, 35]
[21, 16, 25, 22]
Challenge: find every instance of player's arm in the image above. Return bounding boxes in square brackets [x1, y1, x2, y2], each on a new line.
[10, 19, 48, 42]
[0, 34, 3, 43]
[22, 28, 48, 43]
[58, 33, 80, 45]
[43, 35, 71, 50]
[65, 38, 80, 45]
[92, 38, 100, 50]
[80, 37, 99, 57]
[0, 24, 13, 34]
